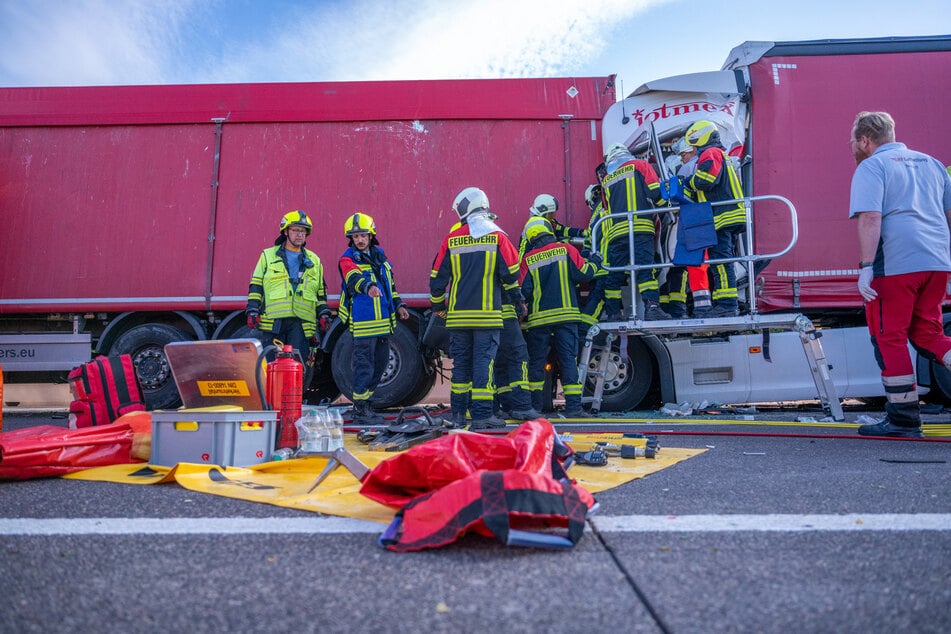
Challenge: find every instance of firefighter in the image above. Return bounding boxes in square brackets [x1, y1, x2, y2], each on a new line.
[337, 212, 409, 424]
[661, 136, 712, 318]
[517, 193, 587, 261]
[579, 182, 609, 335]
[246, 210, 331, 388]
[430, 187, 524, 429]
[599, 143, 670, 321]
[520, 218, 598, 416]
[493, 293, 543, 422]
[683, 120, 747, 317]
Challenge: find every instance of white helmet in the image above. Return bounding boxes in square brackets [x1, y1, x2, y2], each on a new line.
[529, 193, 558, 217]
[452, 187, 490, 220]
[604, 142, 631, 165]
[584, 184, 601, 209]
[671, 136, 692, 155]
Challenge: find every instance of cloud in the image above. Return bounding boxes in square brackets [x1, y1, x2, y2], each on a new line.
[0, 0, 202, 86]
[209, 0, 669, 82]
[0, 0, 670, 86]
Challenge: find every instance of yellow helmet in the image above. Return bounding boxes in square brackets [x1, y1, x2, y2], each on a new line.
[279, 210, 313, 235]
[685, 120, 719, 147]
[344, 212, 376, 237]
[524, 216, 555, 243]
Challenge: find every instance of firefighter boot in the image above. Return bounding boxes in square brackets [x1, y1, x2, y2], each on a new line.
[351, 400, 382, 425]
[642, 299, 671, 321]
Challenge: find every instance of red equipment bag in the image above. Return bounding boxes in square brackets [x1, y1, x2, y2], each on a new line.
[362, 419, 597, 551]
[0, 423, 137, 480]
[68, 355, 146, 428]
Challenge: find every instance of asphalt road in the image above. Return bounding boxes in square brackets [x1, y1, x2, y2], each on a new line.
[1, 409, 950, 633]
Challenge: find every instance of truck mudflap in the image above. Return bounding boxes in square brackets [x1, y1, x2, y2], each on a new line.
[0, 334, 91, 372]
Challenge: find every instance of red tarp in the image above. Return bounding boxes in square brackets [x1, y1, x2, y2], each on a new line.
[0, 424, 138, 480]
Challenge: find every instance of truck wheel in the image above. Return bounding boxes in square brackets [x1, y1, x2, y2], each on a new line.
[305, 370, 341, 406]
[111, 323, 192, 410]
[330, 322, 427, 409]
[583, 336, 655, 412]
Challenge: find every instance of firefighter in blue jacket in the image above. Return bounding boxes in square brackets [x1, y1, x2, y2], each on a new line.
[683, 120, 747, 317]
[246, 210, 331, 388]
[338, 212, 409, 423]
[520, 217, 599, 417]
[430, 187, 524, 429]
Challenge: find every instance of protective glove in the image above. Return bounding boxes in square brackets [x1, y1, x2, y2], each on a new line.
[307, 336, 319, 366]
[318, 310, 333, 333]
[246, 311, 261, 330]
[514, 301, 528, 321]
[588, 251, 604, 267]
[857, 266, 877, 301]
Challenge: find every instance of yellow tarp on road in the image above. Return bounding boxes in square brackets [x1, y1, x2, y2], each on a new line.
[66, 434, 705, 523]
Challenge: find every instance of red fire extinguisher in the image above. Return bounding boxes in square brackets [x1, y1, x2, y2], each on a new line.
[266, 344, 303, 449]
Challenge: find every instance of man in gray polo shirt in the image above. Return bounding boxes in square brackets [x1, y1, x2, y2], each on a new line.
[849, 111, 951, 438]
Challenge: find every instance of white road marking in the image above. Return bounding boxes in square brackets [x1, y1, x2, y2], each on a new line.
[591, 513, 951, 532]
[1, 514, 949, 536]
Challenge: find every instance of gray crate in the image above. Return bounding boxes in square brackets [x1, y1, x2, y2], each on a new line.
[151, 410, 278, 467]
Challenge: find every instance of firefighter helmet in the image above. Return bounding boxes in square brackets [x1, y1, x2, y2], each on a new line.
[529, 194, 558, 217]
[523, 216, 555, 243]
[685, 120, 719, 147]
[584, 184, 602, 209]
[279, 210, 313, 235]
[604, 142, 631, 165]
[344, 212, 376, 237]
[672, 136, 692, 155]
[452, 187, 490, 220]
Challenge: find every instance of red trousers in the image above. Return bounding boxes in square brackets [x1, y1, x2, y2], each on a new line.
[865, 270, 951, 378]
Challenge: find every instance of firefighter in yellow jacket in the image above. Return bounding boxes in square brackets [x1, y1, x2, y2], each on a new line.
[246, 210, 331, 387]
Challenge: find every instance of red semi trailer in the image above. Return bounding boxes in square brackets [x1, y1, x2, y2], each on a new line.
[590, 35, 951, 411]
[0, 76, 616, 409]
[4, 35, 951, 415]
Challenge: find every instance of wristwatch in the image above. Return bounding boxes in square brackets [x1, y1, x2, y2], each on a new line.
[859, 261, 874, 268]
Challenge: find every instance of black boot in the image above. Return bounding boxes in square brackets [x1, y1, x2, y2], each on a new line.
[642, 300, 671, 321]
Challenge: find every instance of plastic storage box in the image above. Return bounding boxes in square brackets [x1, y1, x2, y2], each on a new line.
[151, 409, 278, 467]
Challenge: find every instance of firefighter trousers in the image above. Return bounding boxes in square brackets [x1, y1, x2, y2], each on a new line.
[494, 316, 533, 413]
[351, 335, 390, 402]
[708, 225, 743, 310]
[605, 233, 659, 314]
[257, 317, 314, 388]
[526, 324, 582, 412]
[449, 328, 500, 420]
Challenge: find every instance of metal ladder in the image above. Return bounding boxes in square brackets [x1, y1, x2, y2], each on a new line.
[577, 312, 844, 421]
[580, 194, 845, 421]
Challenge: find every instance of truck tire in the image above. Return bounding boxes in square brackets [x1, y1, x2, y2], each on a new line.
[110, 323, 192, 410]
[582, 336, 655, 412]
[330, 321, 427, 409]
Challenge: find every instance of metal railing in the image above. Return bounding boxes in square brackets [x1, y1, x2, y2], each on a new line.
[588, 194, 798, 318]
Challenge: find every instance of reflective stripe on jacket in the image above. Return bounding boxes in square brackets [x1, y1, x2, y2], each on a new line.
[687, 145, 746, 229]
[247, 245, 328, 337]
[520, 238, 596, 327]
[430, 222, 520, 329]
[601, 158, 666, 240]
[338, 246, 403, 338]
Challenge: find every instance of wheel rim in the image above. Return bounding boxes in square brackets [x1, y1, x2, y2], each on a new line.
[379, 346, 401, 388]
[586, 350, 629, 393]
[131, 346, 172, 391]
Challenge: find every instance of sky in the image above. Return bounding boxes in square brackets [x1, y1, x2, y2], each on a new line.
[1, 0, 949, 96]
